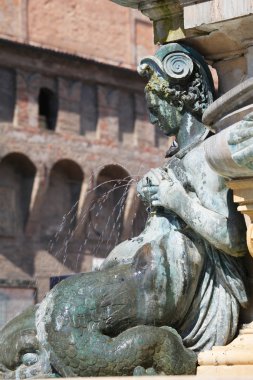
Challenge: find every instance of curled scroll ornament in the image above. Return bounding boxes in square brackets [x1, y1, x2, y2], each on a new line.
[163, 52, 194, 81]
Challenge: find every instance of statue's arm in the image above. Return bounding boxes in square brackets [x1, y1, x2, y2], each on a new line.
[138, 168, 246, 257]
[166, 185, 246, 256]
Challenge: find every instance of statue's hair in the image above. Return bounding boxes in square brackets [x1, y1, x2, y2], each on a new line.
[139, 43, 214, 120]
[144, 66, 212, 120]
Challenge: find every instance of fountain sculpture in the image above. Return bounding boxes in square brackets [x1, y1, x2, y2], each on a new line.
[0, 39, 252, 378]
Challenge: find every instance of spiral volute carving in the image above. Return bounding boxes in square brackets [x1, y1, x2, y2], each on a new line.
[163, 52, 194, 81]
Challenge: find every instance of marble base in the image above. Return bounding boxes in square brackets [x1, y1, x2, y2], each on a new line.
[198, 323, 253, 375]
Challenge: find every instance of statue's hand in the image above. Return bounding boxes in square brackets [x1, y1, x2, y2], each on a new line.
[137, 168, 163, 204]
[137, 168, 185, 211]
[228, 112, 253, 169]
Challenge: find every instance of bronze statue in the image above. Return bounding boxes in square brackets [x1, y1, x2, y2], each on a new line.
[0, 43, 249, 378]
[102, 43, 248, 351]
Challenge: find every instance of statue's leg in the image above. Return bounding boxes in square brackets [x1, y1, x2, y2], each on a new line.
[54, 325, 197, 376]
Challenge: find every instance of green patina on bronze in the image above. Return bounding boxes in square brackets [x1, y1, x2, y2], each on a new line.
[0, 251, 197, 378]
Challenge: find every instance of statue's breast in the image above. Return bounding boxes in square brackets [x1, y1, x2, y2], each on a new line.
[181, 144, 229, 216]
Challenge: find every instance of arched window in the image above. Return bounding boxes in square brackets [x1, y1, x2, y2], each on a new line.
[38, 88, 58, 131]
[0, 153, 36, 236]
[89, 165, 131, 254]
[40, 160, 84, 242]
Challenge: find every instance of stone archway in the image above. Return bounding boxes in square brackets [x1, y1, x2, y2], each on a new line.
[0, 152, 36, 237]
[88, 164, 131, 256]
[40, 159, 84, 243]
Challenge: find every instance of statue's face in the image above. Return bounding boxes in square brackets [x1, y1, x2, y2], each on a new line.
[145, 88, 182, 136]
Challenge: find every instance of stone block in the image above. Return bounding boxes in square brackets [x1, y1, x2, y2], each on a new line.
[184, 0, 253, 29]
[214, 56, 247, 95]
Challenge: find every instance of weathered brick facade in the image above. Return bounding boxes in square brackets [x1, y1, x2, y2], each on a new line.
[0, 0, 168, 326]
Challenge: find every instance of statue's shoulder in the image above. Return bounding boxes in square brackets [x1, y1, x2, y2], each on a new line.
[181, 142, 228, 200]
[182, 140, 222, 178]
[181, 143, 206, 174]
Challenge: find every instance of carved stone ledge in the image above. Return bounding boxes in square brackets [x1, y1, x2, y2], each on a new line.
[228, 179, 253, 258]
[110, 0, 253, 75]
[111, 0, 187, 43]
[198, 323, 253, 376]
[140, 1, 185, 43]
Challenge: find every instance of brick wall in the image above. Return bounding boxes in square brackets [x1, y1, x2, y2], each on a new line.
[0, 0, 155, 69]
[0, 1, 165, 321]
[0, 42, 168, 307]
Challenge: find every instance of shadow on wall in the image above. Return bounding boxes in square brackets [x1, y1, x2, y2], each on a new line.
[0, 153, 36, 276]
[0, 153, 148, 276]
[0, 68, 16, 123]
[40, 159, 84, 244]
[0, 152, 36, 238]
[38, 87, 58, 131]
[88, 164, 131, 257]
